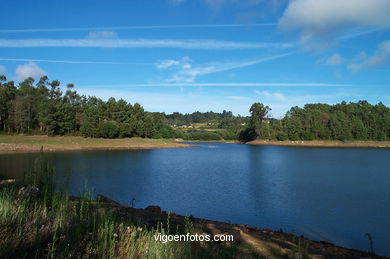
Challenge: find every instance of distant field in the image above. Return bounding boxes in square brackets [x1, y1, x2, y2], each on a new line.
[0, 135, 191, 153]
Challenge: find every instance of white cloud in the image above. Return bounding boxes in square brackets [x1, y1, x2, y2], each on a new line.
[79, 82, 350, 88]
[167, 53, 293, 82]
[15, 62, 46, 80]
[348, 40, 390, 71]
[0, 38, 293, 50]
[0, 65, 6, 74]
[86, 31, 118, 39]
[279, 0, 390, 40]
[0, 57, 146, 65]
[320, 53, 345, 65]
[255, 90, 286, 101]
[155, 56, 191, 70]
[0, 24, 276, 34]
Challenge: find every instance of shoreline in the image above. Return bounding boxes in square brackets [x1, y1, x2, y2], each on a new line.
[180, 139, 239, 144]
[247, 140, 390, 148]
[1, 178, 387, 258]
[2, 136, 390, 154]
[90, 194, 386, 258]
[0, 135, 194, 154]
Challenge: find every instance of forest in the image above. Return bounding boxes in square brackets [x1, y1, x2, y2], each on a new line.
[1, 75, 390, 142]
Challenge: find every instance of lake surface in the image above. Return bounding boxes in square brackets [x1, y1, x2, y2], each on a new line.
[1, 143, 390, 256]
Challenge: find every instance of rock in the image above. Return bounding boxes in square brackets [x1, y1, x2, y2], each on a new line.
[144, 205, 162, 213]
[17, 185, 39, 199]
[96, 194, 121, 205]
[0, 179, 16, 188]
[319, 240, 334, 246]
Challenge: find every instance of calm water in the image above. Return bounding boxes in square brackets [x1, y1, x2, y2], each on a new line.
[1, 143, 390, 256]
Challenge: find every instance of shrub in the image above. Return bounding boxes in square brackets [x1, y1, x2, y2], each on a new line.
[238, 127, 256, 142]
[276, 132, 288, 141]
[301, 131, 316, 141]
[97, 121, 120, 138]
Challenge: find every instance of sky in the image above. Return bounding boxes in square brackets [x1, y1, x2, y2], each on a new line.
[0, 0, 390, 117]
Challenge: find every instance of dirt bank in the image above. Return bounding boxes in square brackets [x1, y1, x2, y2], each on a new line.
[247, 140, 390, 148]
[96, 195, 386, 258]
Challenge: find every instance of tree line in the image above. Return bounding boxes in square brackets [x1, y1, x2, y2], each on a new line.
[239, 101, 390, 142]
[0, 75, 175, 138]
[1, 75, 389, 141]
[0, 75, 239, 139]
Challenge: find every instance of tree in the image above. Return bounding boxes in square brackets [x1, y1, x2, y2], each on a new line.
[249, 102, 271, 139]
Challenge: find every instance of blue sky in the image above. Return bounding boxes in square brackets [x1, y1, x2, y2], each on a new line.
[0, 0, 390, 117]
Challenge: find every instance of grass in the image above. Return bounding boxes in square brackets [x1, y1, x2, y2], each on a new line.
[0, 135, 190, 153]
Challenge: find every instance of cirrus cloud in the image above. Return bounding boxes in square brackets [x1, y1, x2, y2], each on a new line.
[348, 40, 390, 71]
[319, 53, 345, 66]
[86, 31, 118, 39]
[155, 56, 192, 70]
[167, 53, 293, 83]
[0, 38, 294, 50]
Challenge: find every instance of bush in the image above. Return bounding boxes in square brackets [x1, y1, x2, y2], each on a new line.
[301, 131, 316, 141]
[220, 130, 237, 140]
[276, 132, 288, 141]
[183, 131, 222, 141]
[80, 121, 97, 137]
[238, 127, 256, 142]
[97, 121, 120, 138]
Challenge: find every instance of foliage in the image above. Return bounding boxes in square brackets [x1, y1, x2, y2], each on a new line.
[1, 75, 390, 142]
[97, 121, 120, 138]
[0, 76, 156, 139]
[276, 131, 288, 141]
[280, 101, 390, 141]
[239, 102, 271, 142]
[239, 101, 390, 142]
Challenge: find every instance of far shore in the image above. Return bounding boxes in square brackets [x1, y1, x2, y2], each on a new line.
[0, 135, 194, 154]
[179, 139, 239, 144]
[2, 136, 390, 154]
[247, 139, 390, 148]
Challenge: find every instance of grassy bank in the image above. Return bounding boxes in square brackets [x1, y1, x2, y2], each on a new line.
[0, 154, 383, 258]
[247, 140, 390, 148]
[0, 135, 191, 153]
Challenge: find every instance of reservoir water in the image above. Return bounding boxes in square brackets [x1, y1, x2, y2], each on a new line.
[1, 142, 389, 256]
